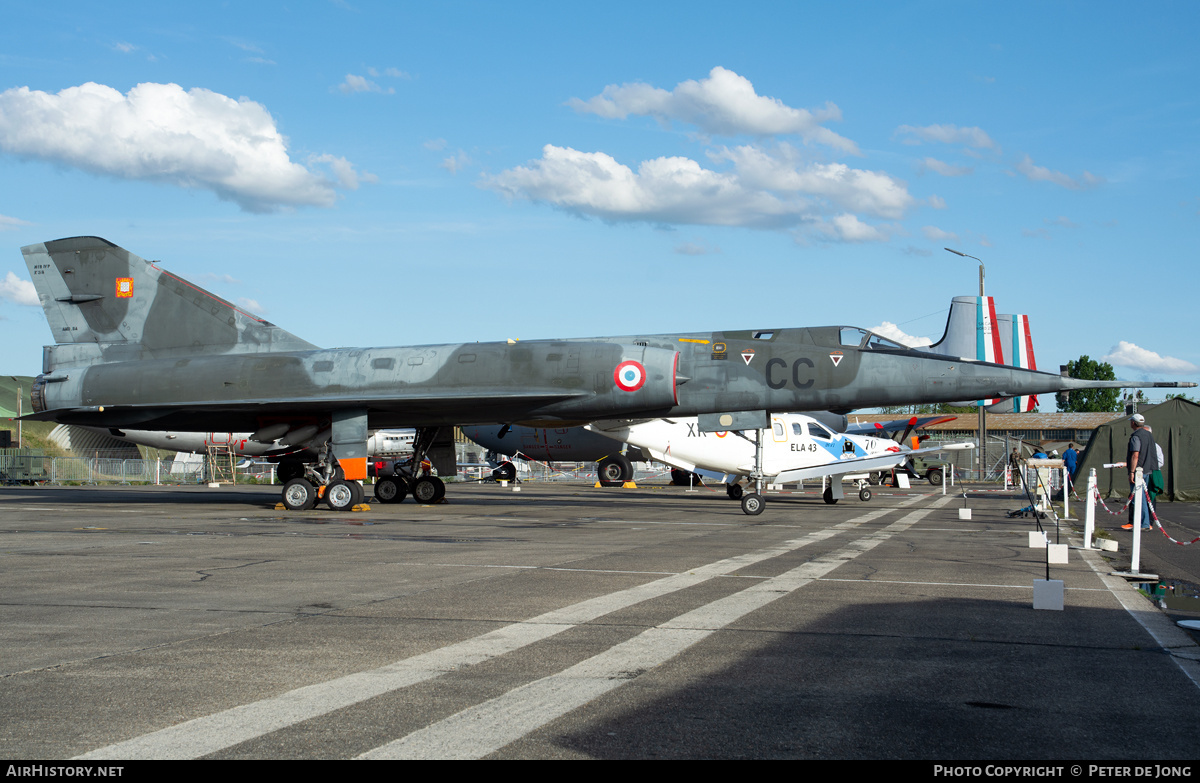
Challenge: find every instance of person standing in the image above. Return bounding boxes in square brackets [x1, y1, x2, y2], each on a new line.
[1143, 425, 1165, 508]
[1063, 444, 1078, 491]
[1126, 414, 1159, 530]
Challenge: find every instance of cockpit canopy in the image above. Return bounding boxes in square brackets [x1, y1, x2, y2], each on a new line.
[838, 327, 908, 351]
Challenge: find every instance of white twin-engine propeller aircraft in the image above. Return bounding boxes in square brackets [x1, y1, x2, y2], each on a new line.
[589, 413, 973, 515]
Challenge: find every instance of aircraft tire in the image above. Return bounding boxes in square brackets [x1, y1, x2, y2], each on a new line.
[374, 477, 406, 503]
[670, 468, 689, 486]
[325, 480, 358, 511]
[282, 478, 318, 511]
[823, 487, 839, 505]
[927, 469, 943, 486]
[859, 486, 872, 502]
[430, 476, 446, 502]
[492, 462, 517, 482]
[726, 483, 744, 500]
[597, 455, 631, 487]
[740, 493, 765, 515]
[412, 476, 441, 503]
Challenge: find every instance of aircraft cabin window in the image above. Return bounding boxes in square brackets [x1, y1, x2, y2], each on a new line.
[809, 423, 834, 440]
[773, 422, 785, 437]
[840, 327, 868, 346]
[792, 423, 804, 435]
[753, 331, 775, 340]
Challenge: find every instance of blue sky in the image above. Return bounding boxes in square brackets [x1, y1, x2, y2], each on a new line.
[1, 1, 1198, 395]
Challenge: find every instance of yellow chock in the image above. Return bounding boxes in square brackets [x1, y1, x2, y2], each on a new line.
[622, 481, 638, 489]
[594, 481, 603, 488]
[352, 504, 372, 511]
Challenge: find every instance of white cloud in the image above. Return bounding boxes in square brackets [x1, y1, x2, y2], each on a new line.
[1101, 341, 1198, 375]
[481, 143, 912, 236]
[236, 297, 264, 314]
[338, 74, 394, 94]
[1045, 215, 1078, 229]
[1015, 154, 1103, 190]
[674, 240, 719, 256]
[922, 225, 958, 242]
[928, 195, 947, 209]
[895, 124, 997, 149]
[310, 153, 377, 189]
[440, 150, 471, 175]
[869, 321, 933, 347]
[0, 214, 32, 231]
[567, 66, 859, 154]
[919, 157, 973, 177]
[0, 271, 39, 306]
[424, 138, 448, 151]
[0, 82, 369, 212]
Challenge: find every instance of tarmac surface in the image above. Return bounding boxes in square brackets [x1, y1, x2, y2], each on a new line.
[1, 480, 1198, 760]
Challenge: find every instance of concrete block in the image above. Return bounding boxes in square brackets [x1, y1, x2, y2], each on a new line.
[1033, 579, 1064, 610]
[1047, 543, 1068, 564]
[958, 508, 972, 520]
[1028, 531, 1047, 548]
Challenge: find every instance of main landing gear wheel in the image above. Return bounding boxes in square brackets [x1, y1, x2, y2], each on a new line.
[823, 487, 839, 505]
[412, 476, 446, 504]
[726, 483, 744, 501]
[492, 462, 517, 482]
[325, 479, 359, 511]
[597, 455, 632, 487]
[859, 486, 872, 502]
[374, 476, 407, 504]
[740, 493, 765, 516]
[282, 478, 318, 511]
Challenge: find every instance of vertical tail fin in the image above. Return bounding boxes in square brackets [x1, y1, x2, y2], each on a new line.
[23, 236, 315, 370]
[988, 314, 1039, 412]
[927, 295, 1004, 406]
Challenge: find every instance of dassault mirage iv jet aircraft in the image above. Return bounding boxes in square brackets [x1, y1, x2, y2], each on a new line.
[588, 413, 972, 515]
[21, 237, 1191, 511]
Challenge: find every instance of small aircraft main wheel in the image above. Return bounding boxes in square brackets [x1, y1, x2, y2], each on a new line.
[282, 478, 317, 511]
[325, 480, 357, 511]
[928, 469, 944, 486]
[740, 493, 765, 516]
[412, 476, 441, 503]
[375, 477, 406, 504]
[823, 487, 839, 505]
[859, 486, 872, 502]
[670, 468, 689, 486]
[726, 483, 744, 501]
[350, 480, 365, 506]
[492, 462, 517, 482]
[429, 476, 446, 502]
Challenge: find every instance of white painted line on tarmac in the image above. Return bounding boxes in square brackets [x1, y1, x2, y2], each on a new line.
[359, 498, 952, 760]
[74, 498, 934, 760]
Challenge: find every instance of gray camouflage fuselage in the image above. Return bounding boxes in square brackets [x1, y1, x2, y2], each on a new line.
[23, 237, 1191, 439]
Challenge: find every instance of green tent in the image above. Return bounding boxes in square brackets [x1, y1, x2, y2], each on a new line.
[1076, 397, 1200, 501]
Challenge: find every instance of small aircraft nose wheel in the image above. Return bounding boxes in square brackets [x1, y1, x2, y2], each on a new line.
[823, 486, 839, 505]
[726, 483, 744, 501]
[858, 486, 872, 502]
[740, 493, 765, 515]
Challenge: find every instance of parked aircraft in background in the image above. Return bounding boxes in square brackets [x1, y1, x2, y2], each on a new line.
[463, 413, 956, 487]
[22, 237, 1187, 511]
[588, 413, 973, 515]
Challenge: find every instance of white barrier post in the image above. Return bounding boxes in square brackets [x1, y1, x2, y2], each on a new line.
[1131, 468, 1144, 574]
[1062, 466, 1069, 519]
[1084, 469, 1096, 549]
[942, 464, 946, 495]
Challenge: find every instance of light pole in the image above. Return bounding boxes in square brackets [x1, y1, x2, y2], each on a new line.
[945, 248, 987, 480]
